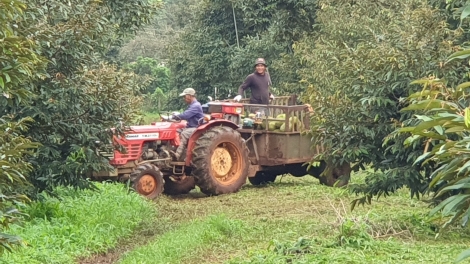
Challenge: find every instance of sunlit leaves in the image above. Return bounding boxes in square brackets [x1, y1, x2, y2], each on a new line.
[0, 0, 48, 254]
[0, 116, 39, 254]
[167, 0, 316, 103]
[2, 0, 158, 191]
[296, 0, 461, 202]
[397, 52, 470, 240]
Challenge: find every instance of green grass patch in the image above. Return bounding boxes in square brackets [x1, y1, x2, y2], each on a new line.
[141, 112, 161, 124]
[114, 174, 470, 263]
[0, 182, 156, 264]
[118, 214, 245, 264]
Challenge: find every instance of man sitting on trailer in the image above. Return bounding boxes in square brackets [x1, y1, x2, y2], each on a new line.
[170, 88, 204, 161]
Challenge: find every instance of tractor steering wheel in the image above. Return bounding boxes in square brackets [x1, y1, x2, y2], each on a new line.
[160, 112, 181, 123]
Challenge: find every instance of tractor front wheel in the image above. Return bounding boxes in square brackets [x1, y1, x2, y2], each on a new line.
[191, 126, 249, 196]
[163, 175, 196, 195]
[130, 164, 164, 199]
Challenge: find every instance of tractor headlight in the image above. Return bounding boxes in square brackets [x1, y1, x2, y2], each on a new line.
[235, 107, 242, 114]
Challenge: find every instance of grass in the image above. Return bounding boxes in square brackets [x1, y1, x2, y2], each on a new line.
[4, 172, 470, 263]
[118, 214, 245, 264]
[115, 173, 470, 264]
[141, 112, 161, 124]
[0, 182, 156, 264]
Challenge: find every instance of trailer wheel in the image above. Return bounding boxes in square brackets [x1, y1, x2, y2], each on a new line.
[248, 171, 277, 186]
[163, 175, 196, 195]
[130, 164, 164, 199]
[317, 162, 351, 187]
[286, 163, 310, 177]
[191, 126, 249, 195]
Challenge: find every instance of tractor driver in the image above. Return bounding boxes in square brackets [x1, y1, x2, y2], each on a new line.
[170, 88, 204, 161]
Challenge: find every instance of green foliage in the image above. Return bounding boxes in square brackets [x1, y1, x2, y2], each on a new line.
[1, 0, 158, 192]
[93, 175, 467, 263]
[396, 50, 470, 261]
[124, 56, 170, 94]
[118, 0, 199, 62]
[1, 182, 156, 264]
[167, 0, 316, 102]
[297, 0, 463, 200]
[0, 0, 48, 254]
[124, 56, 171, 112]
[0, 117, 40, 254]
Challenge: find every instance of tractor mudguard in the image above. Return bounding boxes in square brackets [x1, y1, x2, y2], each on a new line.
[184, 120, 239, 166]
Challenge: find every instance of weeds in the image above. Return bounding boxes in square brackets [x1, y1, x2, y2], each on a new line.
[0, 182, 156, 264]
[118, 214, 246, 264]
[5, 174, 470, 264]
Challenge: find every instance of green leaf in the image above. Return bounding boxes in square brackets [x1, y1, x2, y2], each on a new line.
[455, 248, 470, 263]
[465, 108, 470, 128]
[440, 183, 470, 193]
[434, 125, 444, 135]
[461, 4, 470, 23]
[4, 73, 11, 84]
[413, 119, 445, 133]
[446, 126, 467, 133]
[401, 101, 444, 111]
[447, 49, 470, 63]
[457, 82, 470, 90]
[413, 152, 431, 166]
[442, 194, 470, 217]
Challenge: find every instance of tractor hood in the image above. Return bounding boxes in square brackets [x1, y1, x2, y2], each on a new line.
[128, 121, 187, 133]
[114, 121, 188, 141]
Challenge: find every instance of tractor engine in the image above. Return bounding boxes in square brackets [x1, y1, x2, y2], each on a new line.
[107, 122, 187, 173]
[140, 141, 173, 169]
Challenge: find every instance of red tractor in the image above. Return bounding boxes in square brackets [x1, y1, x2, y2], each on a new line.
[93, 102, 249, 199]
[93, 96, 351, 199]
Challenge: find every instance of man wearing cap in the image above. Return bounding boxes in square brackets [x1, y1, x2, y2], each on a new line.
[234, 58, 274, 104]
[170, 88, 204, 161]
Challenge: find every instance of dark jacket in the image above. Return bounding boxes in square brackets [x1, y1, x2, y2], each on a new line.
[238, 71, 271, 104]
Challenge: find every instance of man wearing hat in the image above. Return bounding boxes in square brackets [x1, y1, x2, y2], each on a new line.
[170, 88, 204, 161]
[234, 58, 274, 104]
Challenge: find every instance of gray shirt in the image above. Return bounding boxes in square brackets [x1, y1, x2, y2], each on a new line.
[238, 71, 272, 104]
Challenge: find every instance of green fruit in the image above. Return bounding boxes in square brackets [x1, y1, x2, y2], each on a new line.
[280, 123, 286, 132]
[268, 122, 277, 131]
[297, 120, 304, 131]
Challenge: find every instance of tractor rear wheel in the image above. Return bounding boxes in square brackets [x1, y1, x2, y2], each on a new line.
[130, 164, 164, 199]
[191, 126, 249, 196]
[163, 175, 196, 195]
[248, 171, 277, 186]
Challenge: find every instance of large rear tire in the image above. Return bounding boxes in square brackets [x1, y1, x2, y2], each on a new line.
[248, 171, 277, 186]
[163, 175, 196, 195]
[130, 164, 164, 199]
[191, 126, 249, 196]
